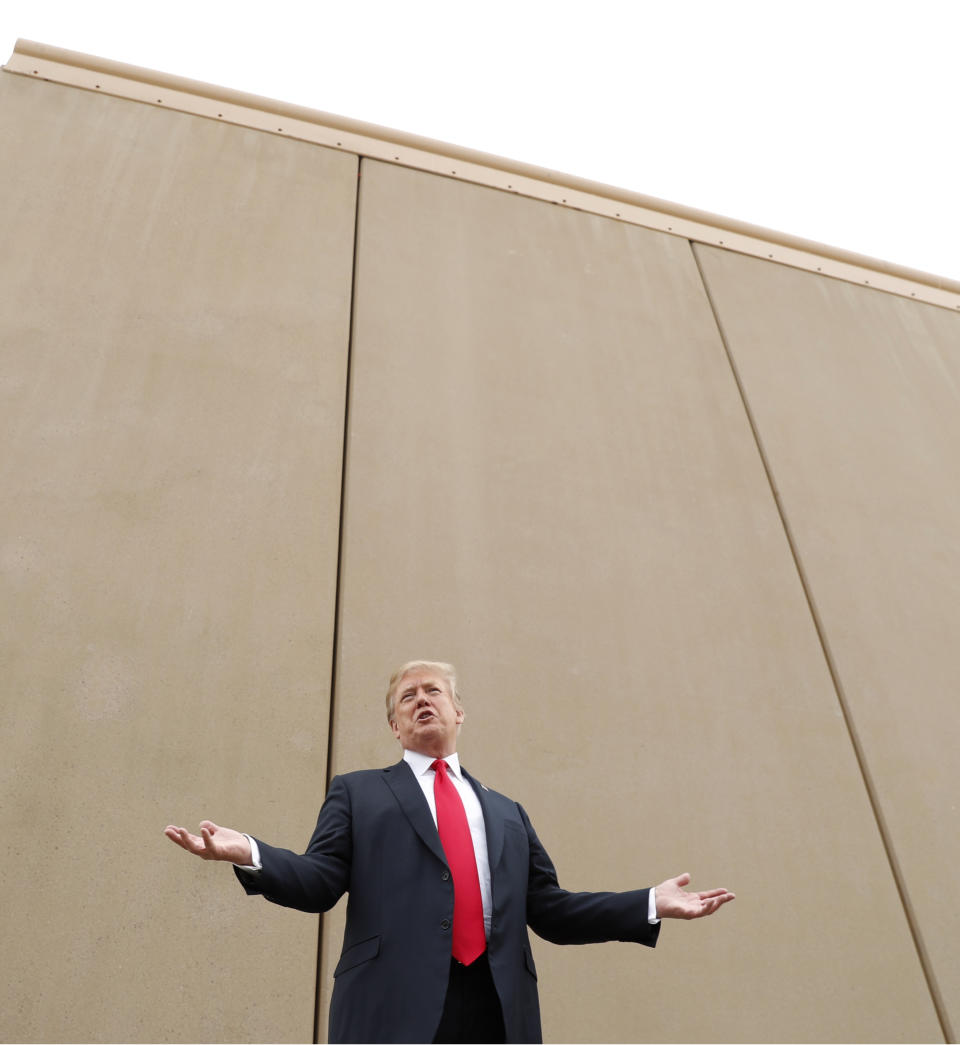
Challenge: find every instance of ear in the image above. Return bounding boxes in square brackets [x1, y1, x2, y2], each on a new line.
[455, 706, 465, 725]
[390, 717, 400, 740]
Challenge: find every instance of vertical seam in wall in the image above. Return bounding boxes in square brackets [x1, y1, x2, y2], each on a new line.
[313, 154, 363, 1045]
[689, 241, 953, 1045]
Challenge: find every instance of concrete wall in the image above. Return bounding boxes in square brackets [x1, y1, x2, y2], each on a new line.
[0, 71, 356, 1042]
[1, 62, 956, 1043]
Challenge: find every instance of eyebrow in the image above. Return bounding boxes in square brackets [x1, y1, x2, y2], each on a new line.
[400, 679, 443, 694]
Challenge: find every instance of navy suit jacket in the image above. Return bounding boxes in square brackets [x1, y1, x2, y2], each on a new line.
[236, 759, 659, 1043]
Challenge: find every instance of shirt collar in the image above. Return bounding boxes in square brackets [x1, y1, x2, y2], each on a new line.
[403, 748, 462, 780]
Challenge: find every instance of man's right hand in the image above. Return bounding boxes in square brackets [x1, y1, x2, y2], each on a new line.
[164, 821, 252, 864]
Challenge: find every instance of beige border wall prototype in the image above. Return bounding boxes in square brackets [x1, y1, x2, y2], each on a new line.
[2, 39, 958, 1045]
[693, 244, 960, 1040]
[6, 37, 960, 315]
[0, 65, 357, 1043]
[323, 159, 943, 1043]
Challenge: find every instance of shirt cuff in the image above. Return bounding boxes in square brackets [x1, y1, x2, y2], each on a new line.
[233, 834, 262, 872]
[648, 887, 659, 923]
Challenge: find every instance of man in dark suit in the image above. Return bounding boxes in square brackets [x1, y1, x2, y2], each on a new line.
[165, 660, 734, 1043]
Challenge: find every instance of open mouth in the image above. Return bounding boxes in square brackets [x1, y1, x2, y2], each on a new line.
[416, 709, 435, 723]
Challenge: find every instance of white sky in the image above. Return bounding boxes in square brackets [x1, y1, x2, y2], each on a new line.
[4, 0, 958, 281]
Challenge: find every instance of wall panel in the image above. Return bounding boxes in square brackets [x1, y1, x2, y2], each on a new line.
[695, 243, 960, 1037]
[319, 160, 939, 1041]
[0, 73, 356, 1042]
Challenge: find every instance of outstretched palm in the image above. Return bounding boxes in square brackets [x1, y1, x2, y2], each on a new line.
[164, 821, 251, 864]
[655, 872, 735, 919]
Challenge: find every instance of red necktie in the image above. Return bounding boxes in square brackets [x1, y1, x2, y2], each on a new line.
[431, 759, 486, 965]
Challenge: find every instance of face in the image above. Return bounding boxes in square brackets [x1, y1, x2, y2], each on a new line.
[389, 668, 464, 758]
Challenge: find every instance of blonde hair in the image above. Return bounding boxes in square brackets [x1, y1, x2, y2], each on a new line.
[385, 660, 461, 722]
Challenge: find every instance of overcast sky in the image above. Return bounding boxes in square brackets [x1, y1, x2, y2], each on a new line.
[4, 0, 958, 281]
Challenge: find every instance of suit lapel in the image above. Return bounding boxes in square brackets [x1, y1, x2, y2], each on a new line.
[383, 759, 448, 866]
[464, 767, 505, 873]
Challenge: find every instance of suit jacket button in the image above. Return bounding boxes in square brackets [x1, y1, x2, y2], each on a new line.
[441, 919, 450, 930]
[441, 871, 450, 881]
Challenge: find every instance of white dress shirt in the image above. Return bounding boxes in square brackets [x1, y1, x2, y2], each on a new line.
[402, 748, 493, 939]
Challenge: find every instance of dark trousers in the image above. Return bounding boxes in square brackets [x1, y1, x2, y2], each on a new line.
[432, 952, 506, 1044]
